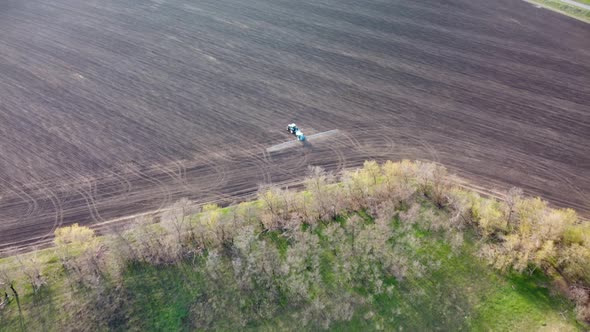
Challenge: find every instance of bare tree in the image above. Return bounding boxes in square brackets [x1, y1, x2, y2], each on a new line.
[305, 166, 341, 222]
[14, 251, 46, 294]
[161, 198, 197, 258]
[258, 185, 298, 230]
[161, 199, 193, 242]
[414, 162, 452, 207]
[504, 187, 523, 227]
[380, 160, 417, 205]
[0, 263, 25, 331]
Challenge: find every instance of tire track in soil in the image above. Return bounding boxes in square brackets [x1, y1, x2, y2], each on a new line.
[1, 0, 590, 251]
[125, 164, 173, 212]
[267, 145, 311, 179]
[40, 186, 64, 240]
[186, 152, 233, 199]
[3, 181, 40, 221]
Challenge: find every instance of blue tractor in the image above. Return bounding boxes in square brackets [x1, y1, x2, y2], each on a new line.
[287, 123, 306, 141]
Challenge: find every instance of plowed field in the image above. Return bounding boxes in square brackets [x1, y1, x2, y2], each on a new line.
[1, 0, 589, 251]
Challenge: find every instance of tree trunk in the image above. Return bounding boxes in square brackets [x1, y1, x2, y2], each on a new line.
[10, 283, 25, 331]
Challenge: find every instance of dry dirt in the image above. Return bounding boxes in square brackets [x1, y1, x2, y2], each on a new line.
[1, 0, 589, 251]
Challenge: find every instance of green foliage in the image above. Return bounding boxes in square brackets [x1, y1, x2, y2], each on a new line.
[53, 223, 96, 248]
[471, 272, 581, 332]
[0, 160, 588, 330]
[123, 263, 200, 331]
[564, 225, 590, 246]
[471, 197, 505, 235]
[531, 0, 590, 23]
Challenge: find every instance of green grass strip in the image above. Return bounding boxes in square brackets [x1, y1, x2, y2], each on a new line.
[529, 0, 590, 23]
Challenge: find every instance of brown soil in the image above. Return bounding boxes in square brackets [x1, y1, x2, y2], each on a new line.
[0, 0, 589, 251]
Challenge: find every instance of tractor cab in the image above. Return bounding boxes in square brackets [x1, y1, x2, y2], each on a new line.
[287, 123, 299, 134]
[287, 123, 305, 141]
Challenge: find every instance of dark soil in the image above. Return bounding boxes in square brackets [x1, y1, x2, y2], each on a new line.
[0, 0, 589, 251]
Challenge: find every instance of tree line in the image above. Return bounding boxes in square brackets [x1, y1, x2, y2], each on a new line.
[0, 160, 589, 330]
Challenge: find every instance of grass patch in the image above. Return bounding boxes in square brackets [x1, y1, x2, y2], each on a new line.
[121, 263, 202, 331]
[573, 0, 590, 6]
[529, 0, 590, 23]
[330, 229, 580, 331]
